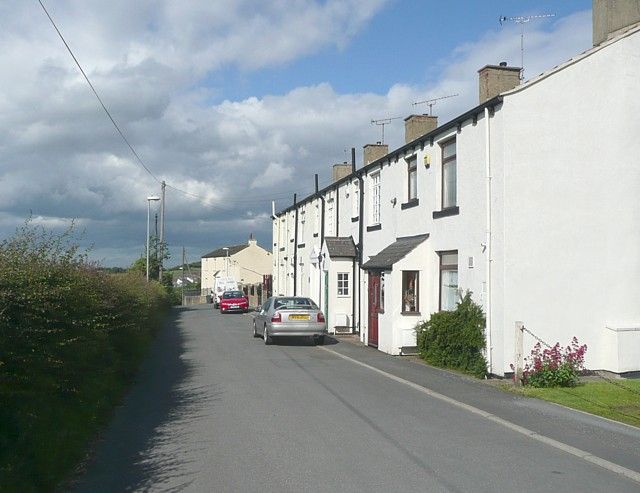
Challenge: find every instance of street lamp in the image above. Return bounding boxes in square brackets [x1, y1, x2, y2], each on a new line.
[146, 196, 160, 281]
[223, 247, 229, 277]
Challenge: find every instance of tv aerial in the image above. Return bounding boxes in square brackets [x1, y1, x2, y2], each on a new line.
[499, 13, 556, 81]
[412, 94, 459, 116]
[370, 115, 403, 144]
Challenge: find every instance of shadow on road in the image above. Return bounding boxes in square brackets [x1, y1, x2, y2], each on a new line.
[68, 307, 219, 492]
[268, 335, 339, 346]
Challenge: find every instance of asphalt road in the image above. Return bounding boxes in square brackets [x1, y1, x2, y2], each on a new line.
[71, 305, 640, 492]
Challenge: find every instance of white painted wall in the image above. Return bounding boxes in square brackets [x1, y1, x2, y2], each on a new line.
[494, 29, 640, 374]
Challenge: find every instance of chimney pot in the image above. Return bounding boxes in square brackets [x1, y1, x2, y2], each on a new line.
[499, 61, 507, 67]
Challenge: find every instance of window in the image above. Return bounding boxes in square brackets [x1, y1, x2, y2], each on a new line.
[439, 251, 459, 311]
[327, 198, 334, 236]
[337, 272, 349, 296]
[352, 181, 360, 218]
[441, 139, 457, 209]
[314, 203, 320, 235]
[371, 172, 381, 224]
[402, 271, 419, 313]
[407, 156, 417, 201]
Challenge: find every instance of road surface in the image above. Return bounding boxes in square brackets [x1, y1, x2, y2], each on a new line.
[71, 305, 640, 492]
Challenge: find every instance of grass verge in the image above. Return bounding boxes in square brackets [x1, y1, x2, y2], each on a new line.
[503, 380, 640, 428]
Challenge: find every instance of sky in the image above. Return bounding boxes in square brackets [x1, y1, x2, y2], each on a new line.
[0, 0, 592, 268]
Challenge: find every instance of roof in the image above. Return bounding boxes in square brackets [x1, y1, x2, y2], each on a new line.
[361, 234, 429, 270]
[274, 24, 640, 219]
[202, 244, 249, 258]
[324, 237, 357, 258]
[274, 95, 503, 217]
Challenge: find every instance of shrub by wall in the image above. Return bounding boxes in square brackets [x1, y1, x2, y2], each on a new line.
[415, 292, 488, 378]
[0, 222, 169, 492]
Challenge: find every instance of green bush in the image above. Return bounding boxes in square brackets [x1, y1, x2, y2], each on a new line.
[0, 221, 169, 492]
[415, 292, 488, 378]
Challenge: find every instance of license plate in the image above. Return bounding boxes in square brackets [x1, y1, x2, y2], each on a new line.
[230, 305, 239, 308]
[289, 314, 309, 320]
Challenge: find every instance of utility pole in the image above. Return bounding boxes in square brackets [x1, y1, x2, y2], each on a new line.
[159, 180, 166, 282]
[181, 246, 186, 306]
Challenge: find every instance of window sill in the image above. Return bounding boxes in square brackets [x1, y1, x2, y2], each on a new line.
[297, 243, 305, 248]
[279, 247, 285, 252]
[313, 233, 318, 237]
[367, 223, 382, 232]
[401, 198, 419, 210]
[401, 311, 421, 316]
[351, 216, 359, 223]
[432, 206, 459, 219]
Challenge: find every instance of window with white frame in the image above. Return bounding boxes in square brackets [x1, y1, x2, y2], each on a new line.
[371, 172, 381, 224]
[439, 251, 458, 311]
[441, 139, 457, 209]
[407, 156, 417, 201]
[337, 272, 349, 296]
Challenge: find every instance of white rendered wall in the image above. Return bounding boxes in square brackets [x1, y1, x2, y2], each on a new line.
[496, 31, 640, 374]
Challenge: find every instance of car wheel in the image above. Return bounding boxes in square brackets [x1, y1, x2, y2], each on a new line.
[314, 335, 325, 346]
[263, 325, 272, 345]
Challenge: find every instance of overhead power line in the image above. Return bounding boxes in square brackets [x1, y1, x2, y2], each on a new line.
[38, 0, 160, 183]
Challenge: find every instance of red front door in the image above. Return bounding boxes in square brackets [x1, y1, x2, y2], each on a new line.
[368, 272, 380, 347]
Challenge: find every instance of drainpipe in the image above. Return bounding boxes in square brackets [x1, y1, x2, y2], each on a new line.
[293, 193, 298, 296]
[350, 148, 357, 334]
[335, 185, 340, 237]
[272, 200, 278, 295]
[484, 107, 493, 375]
[356, 149, 364, 336]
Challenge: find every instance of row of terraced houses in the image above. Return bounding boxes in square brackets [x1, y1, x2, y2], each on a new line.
[271, 1, 640, 377]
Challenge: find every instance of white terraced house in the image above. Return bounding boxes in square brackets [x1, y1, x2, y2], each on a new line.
[272, 0, 640, 377]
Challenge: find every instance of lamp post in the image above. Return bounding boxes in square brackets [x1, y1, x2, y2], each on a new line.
[146, 196, 160, 281]
[223, 247, 229, 277]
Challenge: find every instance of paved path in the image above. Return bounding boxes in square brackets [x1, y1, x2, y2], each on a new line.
[71, 305, 640, 492]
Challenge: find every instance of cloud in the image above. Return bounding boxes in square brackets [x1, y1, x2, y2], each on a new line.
[0, 2, 591, 266]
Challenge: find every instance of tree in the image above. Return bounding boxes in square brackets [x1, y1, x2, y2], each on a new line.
[129, 236, 170, 280]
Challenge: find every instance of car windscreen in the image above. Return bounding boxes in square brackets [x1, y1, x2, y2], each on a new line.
[223, 291, 244, 299]
[274, 297, 317, 310]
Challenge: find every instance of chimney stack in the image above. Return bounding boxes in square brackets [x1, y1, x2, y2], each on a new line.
[593, 0, 640, 46]
[478, 63, 521, 103]
[404, 114, 438, 143]
[363, 143, 388, 166]
[332, 162, 352, 182]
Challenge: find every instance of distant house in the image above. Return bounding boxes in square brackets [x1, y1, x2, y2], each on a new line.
[201, 234, 272, 292]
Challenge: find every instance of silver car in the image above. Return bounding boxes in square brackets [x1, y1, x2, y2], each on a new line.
[253, 296, 327, 345]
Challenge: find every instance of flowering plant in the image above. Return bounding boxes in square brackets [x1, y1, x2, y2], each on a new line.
[518, 337, 587, 388]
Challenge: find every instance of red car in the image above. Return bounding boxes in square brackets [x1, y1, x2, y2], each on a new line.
[219, 290, 249, 314]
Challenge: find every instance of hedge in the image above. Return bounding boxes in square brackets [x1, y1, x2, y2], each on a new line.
[0, 222, 169, 492]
